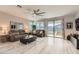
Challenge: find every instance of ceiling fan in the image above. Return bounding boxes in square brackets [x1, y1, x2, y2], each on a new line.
[32, 9, 46, 16]
[16, 5, 46, 16]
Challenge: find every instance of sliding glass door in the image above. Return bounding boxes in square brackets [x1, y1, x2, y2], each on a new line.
[54, 20, 63, 38]
[47, 21, 54, 37]
[47, 20, 63, 38]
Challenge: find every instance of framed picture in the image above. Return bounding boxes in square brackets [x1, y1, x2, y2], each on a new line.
[66, 22, 73, 29]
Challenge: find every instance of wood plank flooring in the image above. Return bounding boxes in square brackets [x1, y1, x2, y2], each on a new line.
[0, 37, 79, 54]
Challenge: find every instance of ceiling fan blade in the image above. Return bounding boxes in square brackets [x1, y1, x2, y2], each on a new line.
[37, 12, 46, 15]
[33, 9, 36, 14]
[36, 9, 40, 12]
[40, 12, 46, 14]
[16, 5, 22, 8]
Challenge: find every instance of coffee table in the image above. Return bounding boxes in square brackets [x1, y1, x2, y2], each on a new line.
[20, 36, 37, 44]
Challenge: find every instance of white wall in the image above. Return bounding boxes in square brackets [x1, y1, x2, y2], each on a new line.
[0, 11, 29, 35]
[63, 11, 79, 39]
[63, 13, 77, 39]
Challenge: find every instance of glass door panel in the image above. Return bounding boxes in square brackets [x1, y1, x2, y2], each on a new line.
[54, 20, 63, 38]
[47, 21, 54, 37]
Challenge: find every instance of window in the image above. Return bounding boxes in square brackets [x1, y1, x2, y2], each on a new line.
[36, 22, 44, 30]
[29, 22, 44, 31]
[29, 22, 33, 31]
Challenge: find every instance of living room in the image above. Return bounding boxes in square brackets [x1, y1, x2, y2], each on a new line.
[0, 5, 79, 54]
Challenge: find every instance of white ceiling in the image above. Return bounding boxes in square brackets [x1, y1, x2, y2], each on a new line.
[0, 5, 79, 21]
